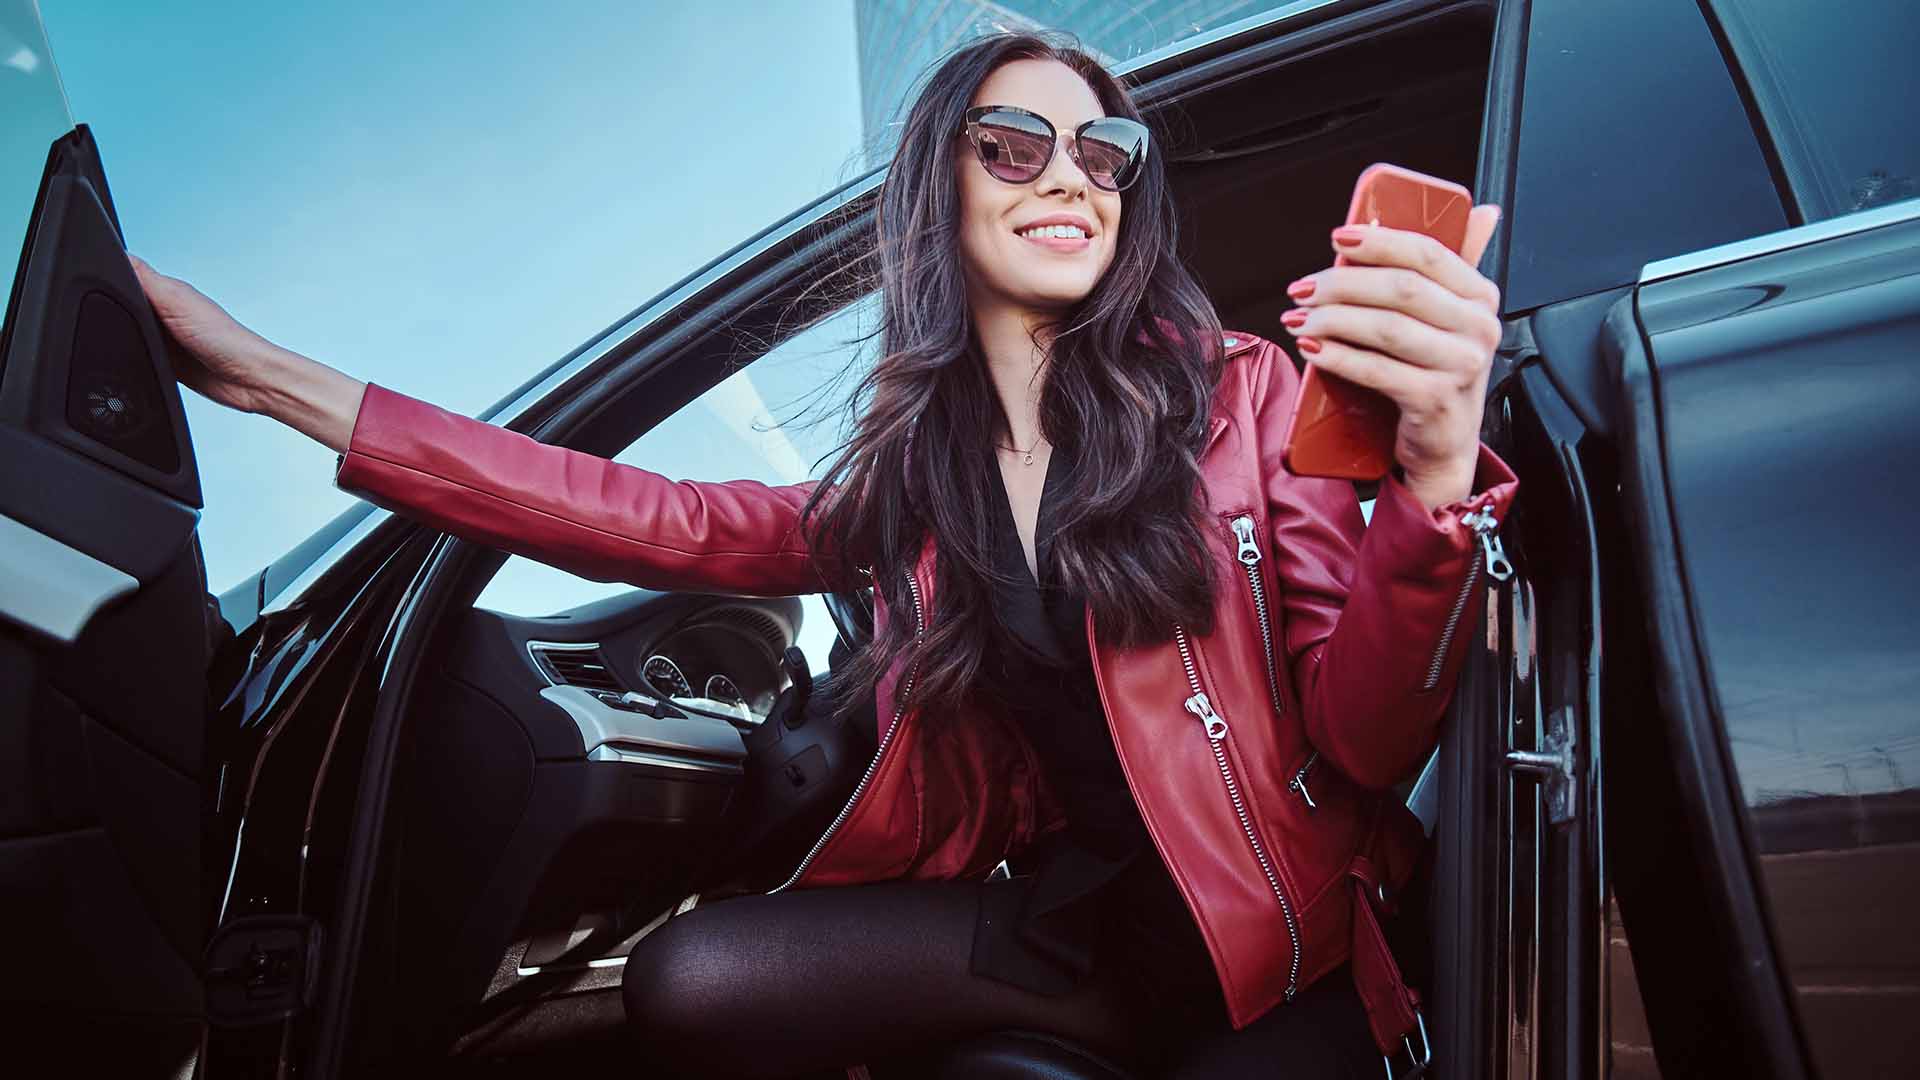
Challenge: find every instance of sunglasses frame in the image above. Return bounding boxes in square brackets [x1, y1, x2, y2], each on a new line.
[960, 105, 1150, 193]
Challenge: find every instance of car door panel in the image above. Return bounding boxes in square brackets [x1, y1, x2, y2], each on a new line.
[1602, 206, 1920, 1078]
[1615, 207, 1920, 1079]
[0, 125, 217, 1067]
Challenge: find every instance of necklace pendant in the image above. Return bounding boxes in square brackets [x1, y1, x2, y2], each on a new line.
[1023, 450, 1035, 466]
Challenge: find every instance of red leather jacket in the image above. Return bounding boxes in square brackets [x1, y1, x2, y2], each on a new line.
[335, 332, 1518, 1047]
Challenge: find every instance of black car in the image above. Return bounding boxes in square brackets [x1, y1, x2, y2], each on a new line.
[3, 0, 1914, 1076]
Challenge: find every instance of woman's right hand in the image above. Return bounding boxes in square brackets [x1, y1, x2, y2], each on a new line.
[129, 254, 284, 416]
[129, 254, 367, 452]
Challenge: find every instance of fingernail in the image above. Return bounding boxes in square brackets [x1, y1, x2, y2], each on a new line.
[1332, 226, 1363, 248]
[1286, 278, 1316, 299]
[1297, 336, 1322, 355]
[1281, 308, 1308, 329]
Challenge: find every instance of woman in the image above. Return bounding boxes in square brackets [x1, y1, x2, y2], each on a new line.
[136, 33, 1513, 1078]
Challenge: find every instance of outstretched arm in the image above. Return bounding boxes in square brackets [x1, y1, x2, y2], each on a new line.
[336, 384, 837, 596]
[133, 256, 844, 598]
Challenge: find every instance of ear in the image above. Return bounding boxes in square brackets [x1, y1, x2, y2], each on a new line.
[1460, 204, 1503, 269]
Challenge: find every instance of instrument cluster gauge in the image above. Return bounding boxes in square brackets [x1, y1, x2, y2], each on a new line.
[643, 655, 692, 699]
[704, 674, 743, 705]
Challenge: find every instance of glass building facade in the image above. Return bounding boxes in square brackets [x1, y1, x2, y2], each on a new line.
[854, 0, 1280, 164]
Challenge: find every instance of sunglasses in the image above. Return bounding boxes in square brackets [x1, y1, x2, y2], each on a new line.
[960, 106, 1150, 193]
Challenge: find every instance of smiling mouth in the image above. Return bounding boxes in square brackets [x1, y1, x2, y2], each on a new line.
[1017, 223, 1089, 240]
[1015, 223, 1092, 250]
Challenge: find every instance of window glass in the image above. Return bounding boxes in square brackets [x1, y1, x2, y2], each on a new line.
[1505, 0, 1783, 313]
[0, 2, 72, 346]
[473, 299, 881, 674]
[1709, 0, 1920, 220]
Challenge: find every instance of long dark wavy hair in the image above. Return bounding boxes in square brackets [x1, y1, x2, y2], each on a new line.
[799, 33, 1226, 724]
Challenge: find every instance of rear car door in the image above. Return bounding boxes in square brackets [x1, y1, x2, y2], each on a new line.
[1602, 1, 1919, 1075]
[0, 7, 223, 1071]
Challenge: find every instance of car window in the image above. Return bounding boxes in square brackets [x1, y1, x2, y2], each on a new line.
[1708, 0, 1919, 221]
[473, 298, 881, 673]
[0, 2, 72, 349]
[1503, 0, 1784, 313]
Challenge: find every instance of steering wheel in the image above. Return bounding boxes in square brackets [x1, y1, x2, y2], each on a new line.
[821, 585, 875, 656]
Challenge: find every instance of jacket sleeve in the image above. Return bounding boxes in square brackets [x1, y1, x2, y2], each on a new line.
[1251, 339, 1519, 789]
[332, 382, 846, 597]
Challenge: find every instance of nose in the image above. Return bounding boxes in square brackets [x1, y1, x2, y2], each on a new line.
[1033, 131, 1090, 200]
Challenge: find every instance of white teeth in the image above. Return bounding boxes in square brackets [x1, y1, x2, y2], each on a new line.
[1020, 223, 1088, 240]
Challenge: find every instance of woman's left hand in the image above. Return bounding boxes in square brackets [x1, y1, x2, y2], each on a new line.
[1279, 205, 1504, 511]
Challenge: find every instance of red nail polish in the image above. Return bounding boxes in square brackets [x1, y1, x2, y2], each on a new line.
[1286, 278, 1316, 299]
[1332, 227, 1363, 248]
[1281, 308, 1308, 329]
[1297, 336, 1322, 355]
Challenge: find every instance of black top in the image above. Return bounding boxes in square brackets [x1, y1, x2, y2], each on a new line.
[966, 440, 1220, 1014]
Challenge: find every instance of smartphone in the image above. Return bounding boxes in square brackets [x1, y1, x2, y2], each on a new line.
[1279, 163, 1474, 480]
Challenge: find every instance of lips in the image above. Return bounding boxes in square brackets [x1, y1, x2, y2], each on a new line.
[1013, 213, 1095, 252]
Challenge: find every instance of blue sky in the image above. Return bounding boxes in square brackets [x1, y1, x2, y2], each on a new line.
[39, 0, 867, 597]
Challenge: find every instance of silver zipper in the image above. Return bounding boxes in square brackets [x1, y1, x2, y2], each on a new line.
[1288, 750, 1320, 811]
[1231, 514, 1317, 813]
[1174, 626, 1302, 1002]
[770, 570, 925, 893]
[1421, 504, 1514, 691]
[1229, 515, 1284, 719]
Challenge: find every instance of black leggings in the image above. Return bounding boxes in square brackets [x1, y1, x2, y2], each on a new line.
[619, 877, 1380, 1078]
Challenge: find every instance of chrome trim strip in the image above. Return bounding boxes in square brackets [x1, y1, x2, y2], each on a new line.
[1640, 195, 1920, 284]
[0, 511, 138, 644]
[585, 743, 741, 774]
[515, 954, 629, 977]
[538, 685, 746, 771]
[260, 506, 391, 615]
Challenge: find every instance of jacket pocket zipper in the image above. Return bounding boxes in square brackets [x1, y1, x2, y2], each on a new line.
[1287, 750, 1321, 812]
[770, 570, 925, 893]
[1421, 504, 1514, 691]
[1174, 625, 1302, 1002]
[1229, 514, 1284, 720]
[1231, 514, 1319, 814]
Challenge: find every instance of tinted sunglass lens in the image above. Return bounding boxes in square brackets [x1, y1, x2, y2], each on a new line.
[971, 110, 1055, 183]
[1077, 119, 1148, 190]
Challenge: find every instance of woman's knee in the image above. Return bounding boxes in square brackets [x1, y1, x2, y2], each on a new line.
[621, 908, 740, 1064]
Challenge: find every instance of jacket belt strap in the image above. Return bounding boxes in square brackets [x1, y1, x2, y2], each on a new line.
[1348, 856, 1428, 1075]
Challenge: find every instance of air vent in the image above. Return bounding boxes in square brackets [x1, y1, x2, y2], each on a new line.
[526, 641, 623, 692]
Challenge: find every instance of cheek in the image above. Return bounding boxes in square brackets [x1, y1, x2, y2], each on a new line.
[954, 166, 1002, 274]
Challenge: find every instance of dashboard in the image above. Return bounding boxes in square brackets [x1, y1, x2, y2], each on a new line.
[458, 593, 804, 754]
[635, 617, 785, 725]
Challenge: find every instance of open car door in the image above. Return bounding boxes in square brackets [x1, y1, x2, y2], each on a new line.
[1604, 201, 1920, 1078]
[0, 15, 223, 1072]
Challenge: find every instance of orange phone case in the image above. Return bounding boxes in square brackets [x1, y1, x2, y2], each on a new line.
[1280, 163, 1474, 480]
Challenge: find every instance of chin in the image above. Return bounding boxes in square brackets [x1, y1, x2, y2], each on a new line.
[1008, 274, 1102, 312]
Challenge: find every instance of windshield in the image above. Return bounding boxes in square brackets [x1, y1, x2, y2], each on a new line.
[855, 0, 1295, 162]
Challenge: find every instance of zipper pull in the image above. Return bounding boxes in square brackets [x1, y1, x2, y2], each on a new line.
[1230, 515, 1260, 565]
[1184, 692, 1228, 741]
[1288, 752, 1320, 811]
[1461, 505, 1515, 582]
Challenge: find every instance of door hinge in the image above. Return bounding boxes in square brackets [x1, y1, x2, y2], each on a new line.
[1505, 705, 1578, 825]
[204, 914, 323, 1028]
